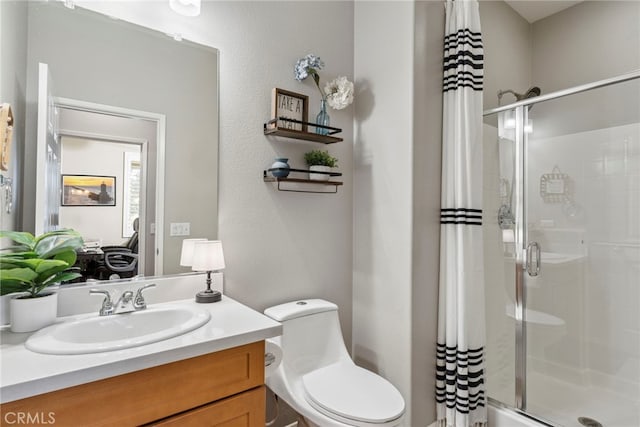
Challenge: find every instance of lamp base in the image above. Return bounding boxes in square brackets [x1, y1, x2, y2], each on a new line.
[195, 289, 221, 303]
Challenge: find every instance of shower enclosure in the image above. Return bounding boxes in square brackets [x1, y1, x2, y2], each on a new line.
[482, 71, 640, 427]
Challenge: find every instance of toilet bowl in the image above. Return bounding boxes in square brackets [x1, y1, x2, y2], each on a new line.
[264, 299, 405, 427]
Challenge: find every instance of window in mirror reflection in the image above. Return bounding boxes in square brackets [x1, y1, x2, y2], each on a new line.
[123, 151, 141, 239]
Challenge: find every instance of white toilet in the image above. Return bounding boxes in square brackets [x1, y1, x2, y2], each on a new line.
[264, 299, 405, 427]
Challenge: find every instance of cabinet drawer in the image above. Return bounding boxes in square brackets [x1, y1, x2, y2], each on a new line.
[149, 386, 265, 427]
[1, 341, 265, 426]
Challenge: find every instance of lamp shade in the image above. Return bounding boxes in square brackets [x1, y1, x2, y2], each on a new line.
[169, 0, 201, 17]
[180, 238, 207, 267]
[191, 240, 225, 272]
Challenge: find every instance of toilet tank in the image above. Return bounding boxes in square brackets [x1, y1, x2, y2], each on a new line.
[264, 299, 351, 375]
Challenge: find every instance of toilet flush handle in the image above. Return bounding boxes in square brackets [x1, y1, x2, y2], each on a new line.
[265, 352, 276, 367]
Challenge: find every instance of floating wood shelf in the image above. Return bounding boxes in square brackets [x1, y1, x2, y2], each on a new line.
[264, 118, 343, 144]
[263, 169, 343, 194]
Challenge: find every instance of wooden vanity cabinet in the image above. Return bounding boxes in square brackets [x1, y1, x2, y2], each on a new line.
[1, 341, 266, 427]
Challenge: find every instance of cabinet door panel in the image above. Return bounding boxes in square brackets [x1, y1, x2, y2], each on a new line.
[150, 386, 266, 427]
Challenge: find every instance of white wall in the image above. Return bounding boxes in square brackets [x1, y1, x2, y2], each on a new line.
[207, 1, 355, 341]
[532, 1, 640, 93]
[354, 1, 445, 425]
[59, 137, 140, 246]
[410, 2, 445, 424]
[479, 0, 532, 111]
[353, 0, 414, 422]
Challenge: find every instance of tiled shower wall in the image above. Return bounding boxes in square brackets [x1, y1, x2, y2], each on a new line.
[483, 119, 640, 400]
[527, 122, 640, 394]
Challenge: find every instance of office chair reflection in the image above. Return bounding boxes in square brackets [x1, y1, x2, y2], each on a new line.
[97, 218, 139, 280]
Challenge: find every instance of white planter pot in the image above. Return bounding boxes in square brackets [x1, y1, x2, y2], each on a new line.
[10, 292, 58, 333]
[309, 165, 331, 181]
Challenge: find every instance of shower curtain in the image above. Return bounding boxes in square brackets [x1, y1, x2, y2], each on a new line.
[436, 1, 486, 426]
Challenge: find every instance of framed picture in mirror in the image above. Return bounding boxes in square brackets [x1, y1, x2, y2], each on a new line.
[62, 174, 116, 206]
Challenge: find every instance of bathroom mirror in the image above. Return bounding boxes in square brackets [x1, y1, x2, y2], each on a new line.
[13, 1, 219, 279]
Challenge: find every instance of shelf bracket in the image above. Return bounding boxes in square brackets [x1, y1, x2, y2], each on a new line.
[263, 171, 342, 194]
[273, 180, 339, 194]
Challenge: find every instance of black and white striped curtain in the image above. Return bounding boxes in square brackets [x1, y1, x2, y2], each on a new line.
[436, 1, 487, 426]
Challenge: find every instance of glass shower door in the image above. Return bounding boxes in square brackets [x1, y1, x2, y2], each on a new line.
[484, 74, 640, 427]
[522, 78, 640, 427]
[482, 107, 520, 410]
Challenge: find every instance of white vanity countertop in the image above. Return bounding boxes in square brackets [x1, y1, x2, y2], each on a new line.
[0, 296, 282, 403]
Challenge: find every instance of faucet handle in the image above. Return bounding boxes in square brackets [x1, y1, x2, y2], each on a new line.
[134, 283, 156, 309]
[90, 289, 114, 316]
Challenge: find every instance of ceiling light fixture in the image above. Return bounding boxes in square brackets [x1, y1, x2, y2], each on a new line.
[169, 0, 201, 17]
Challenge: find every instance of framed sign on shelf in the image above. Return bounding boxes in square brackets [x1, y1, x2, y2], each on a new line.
[271, 88, 309, 132]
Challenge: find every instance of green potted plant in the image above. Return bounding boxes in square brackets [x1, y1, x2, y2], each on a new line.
[1, 229, 83, 332]
[304, 149, 338, 181]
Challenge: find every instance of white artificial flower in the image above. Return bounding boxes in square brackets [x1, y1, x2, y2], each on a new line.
[324, 76, 354, 110]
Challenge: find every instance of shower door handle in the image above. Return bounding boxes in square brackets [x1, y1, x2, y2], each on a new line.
[526, 241, 541, 277]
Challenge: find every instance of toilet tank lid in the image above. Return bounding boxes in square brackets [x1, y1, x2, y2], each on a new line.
[264, 299, 338, 321]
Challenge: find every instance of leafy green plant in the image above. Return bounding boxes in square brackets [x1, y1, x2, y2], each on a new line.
[0, 229, 84, 298]
[304, 149, 338, 168]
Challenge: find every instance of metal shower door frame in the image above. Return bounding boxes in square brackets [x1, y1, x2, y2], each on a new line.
[484, 68, 640, 414]
[512, 104, 528, 410]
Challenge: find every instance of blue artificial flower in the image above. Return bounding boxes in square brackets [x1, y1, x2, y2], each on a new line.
[306, 54, 324, 70]
[294, 54, 325, 96]
[294, 58, 310, 81]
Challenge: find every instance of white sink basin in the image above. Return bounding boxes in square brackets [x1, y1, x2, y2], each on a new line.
[25, 304, 211, 355]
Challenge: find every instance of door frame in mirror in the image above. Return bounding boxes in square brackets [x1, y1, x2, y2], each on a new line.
[35, 97, 166, 275]
[57, 131, 148, 273]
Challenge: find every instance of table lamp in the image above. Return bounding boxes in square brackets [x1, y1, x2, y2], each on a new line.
[180, 238, 207, 267]
[191, 240, 225, 303]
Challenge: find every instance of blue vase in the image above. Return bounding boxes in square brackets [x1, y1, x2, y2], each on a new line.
[315, 98, 330, 135]
[271, 158, 290, 177]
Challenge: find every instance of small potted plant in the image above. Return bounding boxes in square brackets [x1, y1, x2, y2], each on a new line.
[304, 149, 338, 181]
[0, 229, 83, 332]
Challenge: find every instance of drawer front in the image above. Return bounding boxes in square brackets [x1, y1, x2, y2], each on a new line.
[0, 341, 265, 426]
[149, 386, 265, 427]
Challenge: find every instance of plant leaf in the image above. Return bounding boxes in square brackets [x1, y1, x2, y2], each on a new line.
[4, 258, 43, 270]
[0, 259, 24, 270]
[0, 267, 38, 284]
[0, 251, 38, 259]
[54, 250, 77, 266]
[0, 244, 32, 253]
[0, 280, 31, 296]
[33, 228, 80, 244]
[0, 231, 36, 249]
[35, 231, 83, 259]
[42, 270, 81, 286]
[35, 260, 71, 285]
[1, 258, 42, 269]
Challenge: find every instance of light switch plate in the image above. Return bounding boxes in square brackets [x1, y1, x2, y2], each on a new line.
[170, 222, 190, 236]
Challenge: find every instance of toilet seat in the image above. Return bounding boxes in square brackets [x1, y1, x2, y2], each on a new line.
[302, 362, 405, 426]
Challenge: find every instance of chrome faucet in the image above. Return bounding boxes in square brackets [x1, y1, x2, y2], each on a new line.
[133, 283, 156, 310]
[114, 290, 135, 314]
[89, 289, 114, 316]
[90, 283, 156, 316]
